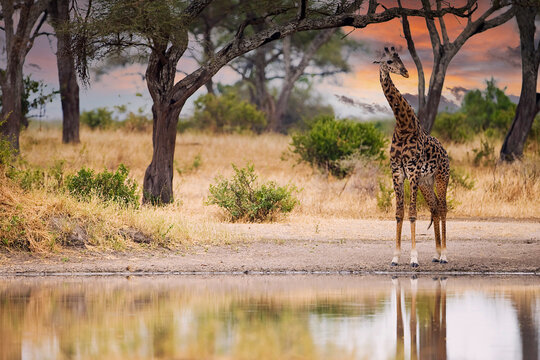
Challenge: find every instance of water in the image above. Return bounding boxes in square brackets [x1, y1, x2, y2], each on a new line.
[0, 275, 538, 360]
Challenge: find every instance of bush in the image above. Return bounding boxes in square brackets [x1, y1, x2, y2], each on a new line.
[290, 115, 386, 178]
[472, 138, 496, 167]
[432, 112, 473, 143]
[206, 163, 298, 222]
[376, 181, 393, 212]
[433, 78, 516, 143]
[66, 164, 139, 207]
[191, 90, 267, 133]
[0, 138, 15, 169]
[81, 107, 114, 129]
[121, 111, 152, 132]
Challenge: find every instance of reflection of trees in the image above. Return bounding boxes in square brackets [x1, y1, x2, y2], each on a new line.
[394, 277, 447, 360]
[511, 292, 538, 360]
[0, 287, 31, 360]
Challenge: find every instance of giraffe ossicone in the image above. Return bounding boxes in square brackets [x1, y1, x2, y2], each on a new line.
[377, 47, 451, 268]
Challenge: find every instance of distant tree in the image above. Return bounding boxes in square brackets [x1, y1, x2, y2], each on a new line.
[230, 28, 361, 132]
[71, 0, 476, 205]
[49, 0, 81, 144]
[500, 1, 540, 162]
[433, 79, 517, 142]
[0, 0, 50, 151]
[398, 0, 514, 133]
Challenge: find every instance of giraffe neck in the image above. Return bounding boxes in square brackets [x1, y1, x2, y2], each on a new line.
[380, 68, 420, 134]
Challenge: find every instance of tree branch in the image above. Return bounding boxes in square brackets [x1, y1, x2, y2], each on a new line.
[421, 0, 442, 51]
[170, 0, 477, 106]
[399, 0, 425, 109]
[436, 0, 450, 45]
[27, 10, 48, 54]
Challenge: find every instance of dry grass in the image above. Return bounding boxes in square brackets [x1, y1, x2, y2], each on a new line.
[1, 125, 537, 252]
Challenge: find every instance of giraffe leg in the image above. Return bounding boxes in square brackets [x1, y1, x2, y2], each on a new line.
[436, 176, 449, 264]
[391, 167, 404, 266]
[419, 182, 441, 262]
[409, 177, 419, 267]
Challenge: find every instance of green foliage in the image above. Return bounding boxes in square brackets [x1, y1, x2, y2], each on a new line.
[449, 167, 475, 190]
[376, 181, 393, 212]
[121, 111, 152, 132]
[0, 137, 15, 168]
[81, 107, 114, 129]
[472, 138, 496, 167]
[66, 164, 139, 207]
[10, 168, 45, 191]
[432, 112, 473, 143]
[433, 78, 517, 142]
[48, 160, 66, 190]
[206, 163, 298, 222]
[290, 115, 387, 178]
[191, 90, 267, 133]
[0, 75, 57, 122]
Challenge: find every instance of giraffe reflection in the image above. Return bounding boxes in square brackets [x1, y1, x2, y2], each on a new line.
[393, 277, 447, 360]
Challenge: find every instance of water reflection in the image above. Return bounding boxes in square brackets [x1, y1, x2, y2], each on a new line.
[0, 275, 538, 360]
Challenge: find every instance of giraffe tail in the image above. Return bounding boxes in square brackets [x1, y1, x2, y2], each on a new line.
[427, 216, 433, 230]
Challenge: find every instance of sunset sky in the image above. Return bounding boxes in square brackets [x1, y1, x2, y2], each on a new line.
[15, 0, 531, 121]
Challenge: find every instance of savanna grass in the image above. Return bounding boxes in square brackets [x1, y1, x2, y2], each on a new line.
[5, 124, 539, 252]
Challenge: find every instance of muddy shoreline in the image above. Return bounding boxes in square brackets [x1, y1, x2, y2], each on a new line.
[1, 219, 539, 276]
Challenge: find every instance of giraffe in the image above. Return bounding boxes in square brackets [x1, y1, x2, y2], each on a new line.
[375, 46, 450, 267]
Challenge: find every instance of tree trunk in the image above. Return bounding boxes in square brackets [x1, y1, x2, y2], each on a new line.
[49, 0, 80, 144]
[500, 5, 539, 162]
[0, 62, 24, 151]
[418, 60, 448, 133]
[143, 103, 182, 204]
[270, 83, 294, 133]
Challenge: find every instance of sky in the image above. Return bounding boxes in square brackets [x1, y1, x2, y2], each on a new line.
[9, 0, 533, 121]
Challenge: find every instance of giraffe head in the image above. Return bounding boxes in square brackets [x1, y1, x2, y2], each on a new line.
[374, 46, 409, 78]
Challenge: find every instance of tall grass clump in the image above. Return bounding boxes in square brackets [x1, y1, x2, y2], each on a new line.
[66, 164, 139, 207]
[290, 115, 386, 178]
[206, 163, 298, 222]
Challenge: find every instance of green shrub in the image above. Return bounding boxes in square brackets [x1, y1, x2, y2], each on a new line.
[449, 167, 475, 190]
[376, 181, 393, 212]
[290, 115, 386, 178]
[433, 78, 516, 143]
[472, 138, 496, 167]
[206, 163, 298, 222]
[432, 112, 473, 143]
[66, 164, 139, 207]
[121, 111, 152, 132]
[48, 160, 66, 190]
[11, 168, 45, 191]
[191, 90, 267, 133]
[0, 138, 15, 169]
[81, 107, 114, 129]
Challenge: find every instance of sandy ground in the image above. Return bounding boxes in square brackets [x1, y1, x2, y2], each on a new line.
[1, 219, 539, 275]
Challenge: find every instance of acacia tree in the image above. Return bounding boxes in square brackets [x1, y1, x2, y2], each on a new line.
[0, 0, 50, 151]
[398, 0, 514, 133]
[73, 0, 476, 205]
[230, 28, 361, 132]
[500, 1, 540, 162]
[49, 0, 81, 144]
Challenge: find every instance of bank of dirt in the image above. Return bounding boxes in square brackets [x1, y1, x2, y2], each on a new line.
[1, 219, 539, 275]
